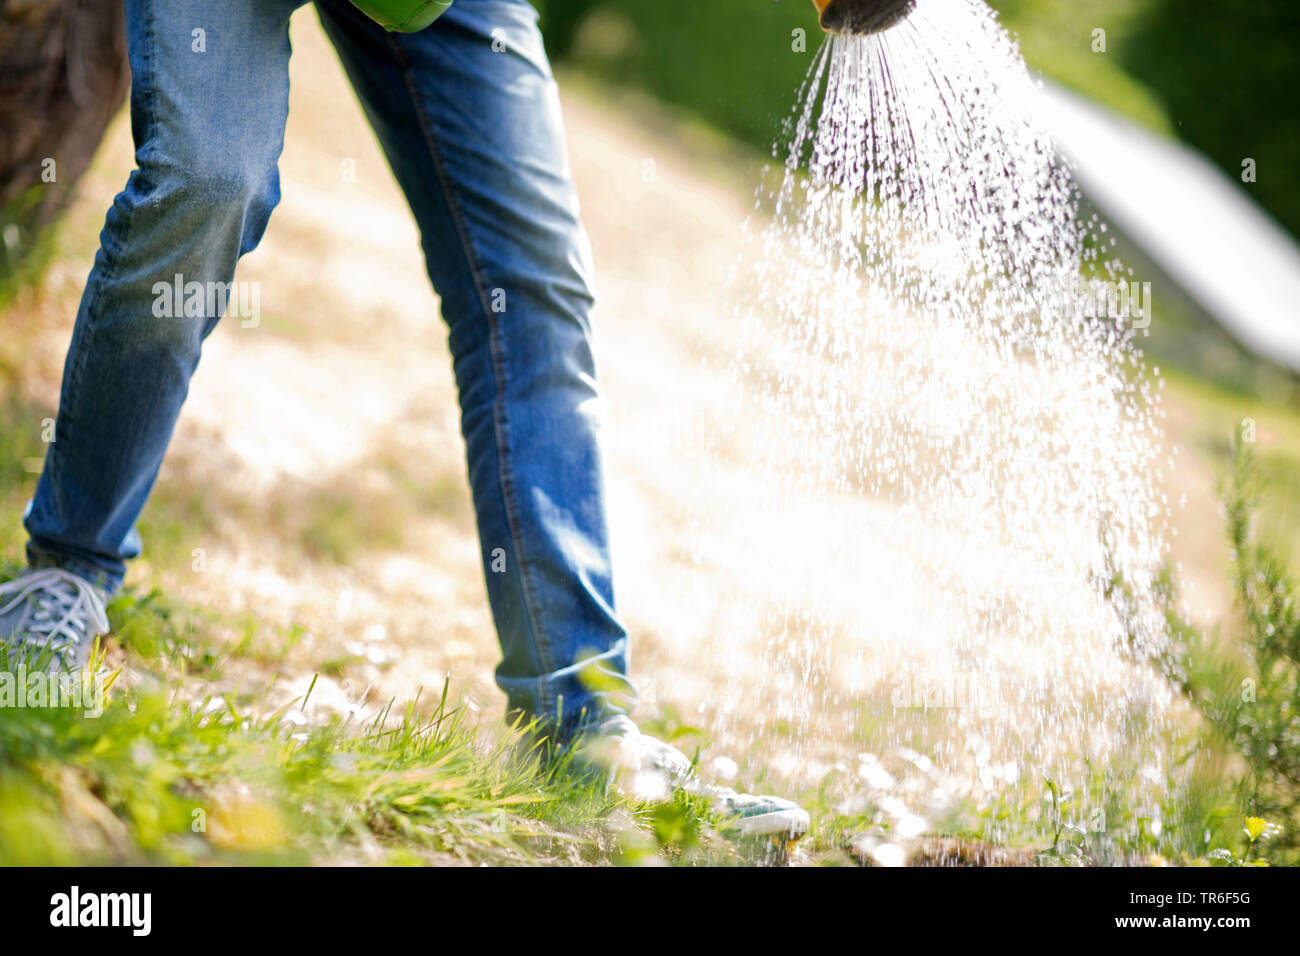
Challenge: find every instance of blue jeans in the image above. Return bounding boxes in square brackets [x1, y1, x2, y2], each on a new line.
[23, 0, 636, 739]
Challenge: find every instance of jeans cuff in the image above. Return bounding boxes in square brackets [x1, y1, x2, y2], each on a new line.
[25, 545, 119, 597]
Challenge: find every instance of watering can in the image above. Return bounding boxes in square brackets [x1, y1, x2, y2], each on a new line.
[812, 0, 917, 34]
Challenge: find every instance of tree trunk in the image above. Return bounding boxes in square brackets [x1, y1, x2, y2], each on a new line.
[0, 0, 130, 277]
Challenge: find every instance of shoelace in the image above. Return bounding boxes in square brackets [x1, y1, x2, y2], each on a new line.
[0, 568, 109, 665]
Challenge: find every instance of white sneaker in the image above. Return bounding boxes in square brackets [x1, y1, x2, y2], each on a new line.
[0, 567, 110, 671]
[577, 715, 811, 839]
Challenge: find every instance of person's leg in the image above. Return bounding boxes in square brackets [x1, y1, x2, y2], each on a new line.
[314, 0, 636, 739]
[23, 0, 304, 592]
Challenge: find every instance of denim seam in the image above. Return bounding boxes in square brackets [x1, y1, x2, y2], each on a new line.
[385, 30, 555, 715]
[38, 3, 155, 569]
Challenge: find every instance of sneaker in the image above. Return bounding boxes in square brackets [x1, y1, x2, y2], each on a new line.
[0, 567, 110, 672]
[697, 784, 812, 839]
[575, 714, 811, 839]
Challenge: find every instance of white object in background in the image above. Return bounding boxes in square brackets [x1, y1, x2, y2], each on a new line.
[1037, 82, 1300, 373]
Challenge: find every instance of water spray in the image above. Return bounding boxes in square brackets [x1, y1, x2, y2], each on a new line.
[714, 0, 1178, 859]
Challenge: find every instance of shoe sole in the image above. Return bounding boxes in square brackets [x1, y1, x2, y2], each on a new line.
[725, 807, 811, 839]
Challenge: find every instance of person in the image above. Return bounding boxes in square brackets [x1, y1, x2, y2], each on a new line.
[0, 0, 808, 839]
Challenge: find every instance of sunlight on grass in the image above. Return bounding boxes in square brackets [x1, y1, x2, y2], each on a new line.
[0, 581, 757, 866]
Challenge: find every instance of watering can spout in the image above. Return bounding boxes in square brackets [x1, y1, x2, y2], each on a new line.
[812, 0, 917, 35]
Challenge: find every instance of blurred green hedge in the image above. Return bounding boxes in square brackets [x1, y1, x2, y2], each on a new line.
[535, 0, 825, 153]
[533, 0, 1300, 240]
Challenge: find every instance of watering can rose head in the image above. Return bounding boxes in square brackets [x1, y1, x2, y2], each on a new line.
[812, 0, 917, 35]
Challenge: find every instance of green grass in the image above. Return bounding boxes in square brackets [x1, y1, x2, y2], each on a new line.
[0, 187, 64, 310]
[1163, 367, 1300, 558]
[130, 422, 474, 572]
[0, 581, 760, 866]
[1152, 443, 1300, 866]
[990, 0, 1173, 134]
